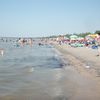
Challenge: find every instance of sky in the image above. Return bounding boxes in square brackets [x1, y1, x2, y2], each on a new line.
[0, 0, 100, 37]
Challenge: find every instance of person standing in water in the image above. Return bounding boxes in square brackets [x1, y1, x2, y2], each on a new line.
[18, 38, 24, 47]
[28, 38, 33, 47]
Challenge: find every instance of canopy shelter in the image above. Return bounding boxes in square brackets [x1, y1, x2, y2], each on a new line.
[70, 35, 78, 40]
[88, 34, 98, 39]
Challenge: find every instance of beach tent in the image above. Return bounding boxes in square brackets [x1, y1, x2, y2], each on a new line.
[70, 35, 78, 40]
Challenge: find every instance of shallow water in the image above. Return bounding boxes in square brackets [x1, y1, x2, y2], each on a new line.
[0, 41, 100, 100]
[0, 42, 64, 97]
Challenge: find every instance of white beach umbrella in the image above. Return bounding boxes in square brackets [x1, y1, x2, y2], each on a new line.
[70, 35, 78, 40]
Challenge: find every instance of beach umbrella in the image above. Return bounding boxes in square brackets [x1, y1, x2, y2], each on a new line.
[70, 35, 78, 38]
[88, 34, 98, 39]
[70, 35, 78, 40]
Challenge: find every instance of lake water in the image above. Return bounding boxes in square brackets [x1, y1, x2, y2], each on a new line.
[0, 41, 67, 100]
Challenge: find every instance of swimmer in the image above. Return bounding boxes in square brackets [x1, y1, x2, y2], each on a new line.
[38, 43, 43, 46]
[0, 49, 4, 56]
[18, 38, 24, 47]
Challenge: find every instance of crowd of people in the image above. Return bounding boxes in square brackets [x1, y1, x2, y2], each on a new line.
[0, 33, 100, 56]
[0, 37, 50, 56]
[0, 38, 34, 56]
[17, 38, 33, 47]
[56, 33, 100, 56]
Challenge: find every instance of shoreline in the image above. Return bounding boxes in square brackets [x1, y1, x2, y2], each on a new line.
[54, 44, 100, 81]
[53, 44, 100, 100]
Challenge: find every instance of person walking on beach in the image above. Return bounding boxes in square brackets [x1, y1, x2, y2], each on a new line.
[96, 33, 100, 56]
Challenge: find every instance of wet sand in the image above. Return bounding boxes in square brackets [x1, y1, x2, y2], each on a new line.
[54, 44, 100, 77]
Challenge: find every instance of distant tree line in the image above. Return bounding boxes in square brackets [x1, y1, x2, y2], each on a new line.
[65, 32, 91, 38]
[46, 30, 100, 38]
[65, 30, 100, 38]
[95, 30, 100, 34]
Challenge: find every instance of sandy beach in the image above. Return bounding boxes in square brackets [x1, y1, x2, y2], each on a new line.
[54, 44, 100, 77]
[53, 44, 100, 100]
